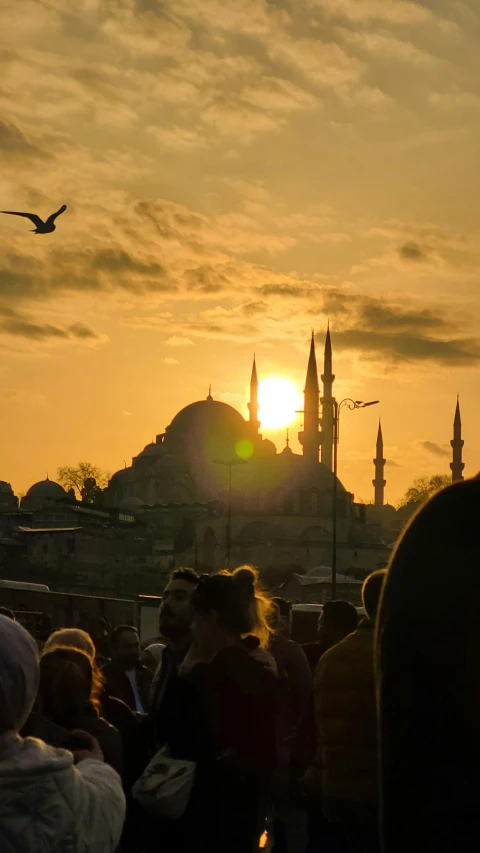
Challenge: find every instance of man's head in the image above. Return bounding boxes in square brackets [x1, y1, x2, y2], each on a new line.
[362, 570, 386, 621]
[159, 568, 199, 642]
[318, 600, 358, 649]
[271, 597, 292, 637]
[111, 625, 140, 669]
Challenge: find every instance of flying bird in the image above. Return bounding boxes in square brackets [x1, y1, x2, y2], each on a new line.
[0, 204, 67, 234]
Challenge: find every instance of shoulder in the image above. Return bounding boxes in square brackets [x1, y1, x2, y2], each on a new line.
[316, 622, 374, 680]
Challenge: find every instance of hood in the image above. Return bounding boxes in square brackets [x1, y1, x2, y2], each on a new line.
[0, 736, 73, 783]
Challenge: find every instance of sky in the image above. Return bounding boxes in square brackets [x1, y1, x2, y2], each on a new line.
[1, 0, 480, 504]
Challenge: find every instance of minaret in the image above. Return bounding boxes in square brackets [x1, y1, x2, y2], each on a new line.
[450, 396, 464, 482]
[298, 333, 321, 465]
[373, 419, 386, 508]
[321, 324, 335, 470]
[248, 355, 260, 433]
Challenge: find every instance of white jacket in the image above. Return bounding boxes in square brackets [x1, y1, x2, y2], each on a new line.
[0, 737, 126, 853]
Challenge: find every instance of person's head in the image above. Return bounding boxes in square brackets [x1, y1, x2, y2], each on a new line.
[192, 566, 273, 649]
[38, 646, 96, 728]
[141, 643, 165, 673]
[362, 570, 386, 621]
[318, 600, 358, 648]
[271, 597, 293, 637]
[159, 568, 199, 642]
[44, 628, 95, 660]
[43, 627, 103, 709]
[0, 615, 38, 738]
[0, 606, 15, 620]
[377, 478, 480, 850]
[111, 625, 140, 669]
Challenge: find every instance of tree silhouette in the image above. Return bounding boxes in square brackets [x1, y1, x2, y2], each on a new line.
[399, 474, 451, 508]
[57, 462, 110, 499]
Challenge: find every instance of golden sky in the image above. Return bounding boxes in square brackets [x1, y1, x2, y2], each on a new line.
[1, 0, 480, 504]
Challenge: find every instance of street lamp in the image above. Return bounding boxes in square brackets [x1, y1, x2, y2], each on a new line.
[213, 457, 247, 568]
[330, 399, 379, 599]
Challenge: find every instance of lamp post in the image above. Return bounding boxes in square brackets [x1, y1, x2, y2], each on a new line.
[213, 457, 247, 568]
[331, 399, 379, 599]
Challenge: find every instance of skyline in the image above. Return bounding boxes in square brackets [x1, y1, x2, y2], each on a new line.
[1, 0, 480, 502]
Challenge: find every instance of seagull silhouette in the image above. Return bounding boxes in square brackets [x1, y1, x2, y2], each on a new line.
[0, 204, 67, 234]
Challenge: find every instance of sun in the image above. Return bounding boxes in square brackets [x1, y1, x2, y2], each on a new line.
[257, 378, 302, 430]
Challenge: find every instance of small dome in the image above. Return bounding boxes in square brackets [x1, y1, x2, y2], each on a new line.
[26, 478, 66, 500]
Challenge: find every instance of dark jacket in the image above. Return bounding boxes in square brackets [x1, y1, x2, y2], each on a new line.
[149, 639, 192, 753]
[161, 637, 278, 853]
[314, 618, 378, 806]
[270, 634, 312, 736]
[23, 704, 123, 776]
[102, 661, 153, 714]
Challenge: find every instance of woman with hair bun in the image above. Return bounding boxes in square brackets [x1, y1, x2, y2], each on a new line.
[162, 565, 278, 852]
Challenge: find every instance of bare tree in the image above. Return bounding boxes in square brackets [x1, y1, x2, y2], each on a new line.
[398, 474, 451, 508]
[57, 462, 110, 498]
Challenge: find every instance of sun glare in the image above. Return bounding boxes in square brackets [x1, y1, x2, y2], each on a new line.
[258, 378, 302, 430]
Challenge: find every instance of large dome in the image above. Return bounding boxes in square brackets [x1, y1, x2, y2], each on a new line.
[164, 395, 250, 461]
[26, 478, 67, 500]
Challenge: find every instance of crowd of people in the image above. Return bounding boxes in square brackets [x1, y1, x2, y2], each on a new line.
[1, 476, 478, 852]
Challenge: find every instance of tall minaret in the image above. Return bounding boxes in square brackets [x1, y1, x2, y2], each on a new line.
[373, 419, 386, 508]
[248, 355, 260, 433]
[450, 396, 464, 482]
[321, 325, 335, 470]
[298, 333, 321, 465]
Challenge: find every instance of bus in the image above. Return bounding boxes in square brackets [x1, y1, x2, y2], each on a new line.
[0, 581, 161, 648]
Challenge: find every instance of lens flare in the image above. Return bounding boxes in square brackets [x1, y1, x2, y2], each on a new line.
[258, 378, 302, 430]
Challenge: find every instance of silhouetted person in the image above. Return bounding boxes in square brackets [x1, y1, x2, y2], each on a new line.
[303, 600, 359, 673]
[378, 478, 480, 853]
[0, 615, 125, 853]
[301, 600, 359, 852]
[315, 571, 386, 853]
[24, 646, 123, 776]
[161, 568, 277, 853]
[269, 598, 311, 853]
[1, 204, 67, 233]
[103, 626, 152, 714]
[149, 568, 199, 752]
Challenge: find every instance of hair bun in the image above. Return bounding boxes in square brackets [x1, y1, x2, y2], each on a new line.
[232, 567, 255, 598]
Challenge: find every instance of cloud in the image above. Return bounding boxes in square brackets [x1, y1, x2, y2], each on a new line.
[314, 0, 433, 24]
[332, 328, 480, 367]
[162, 357, 180, 364]
[398, 241, 429, 262]
[419, 440, 450, 458]
[358, 299, 445, 332]
[165, 336, 194, 347]
[0, 119, 45, 160]
[0, 307, 100, 344]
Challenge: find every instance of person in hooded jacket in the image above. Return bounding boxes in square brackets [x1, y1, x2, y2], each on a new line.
[0, 614, 126, 853]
